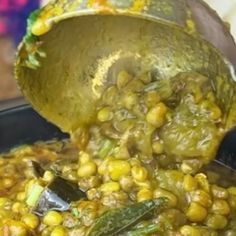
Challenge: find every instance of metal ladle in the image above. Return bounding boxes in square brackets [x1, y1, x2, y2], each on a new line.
[15, 0, 236, 172]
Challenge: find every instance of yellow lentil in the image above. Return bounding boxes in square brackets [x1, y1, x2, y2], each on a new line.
[108, 160, 131, 181]
[137, 188, 153, 202]
[131, 166, 148, 182]
[100, 182, 120, 194]
[211, 199, 230, 215]
[43, 211, 63, 226]
[146, 103, 167, 127]
[22, 213, 39, 229]
[186, 202, 207, 222]
[180, 225, 201, 236]
[183, 175, 198, 192]
[77, 161, 97, 178]
[50, 226, 67, 236]
[153, 188, 177, 207]
[31, 19, 52, 36]
[206, 214, 228, 230]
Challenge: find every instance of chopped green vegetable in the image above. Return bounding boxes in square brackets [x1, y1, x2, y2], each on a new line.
[72, 208, 80, 218]
[24, 9, 41, 44]
[87, 198, 167, 236]
[21, 8, 48, 69]
[26, 184, 44, 207]
[98, 139, 115, 158]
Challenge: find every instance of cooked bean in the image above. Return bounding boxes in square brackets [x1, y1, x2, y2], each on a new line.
[117, 71, 133, 89]
[66, 171, 78, 181]
[62, 164, 77, 173]
[12, 202, 23, 213]
[122, 92, 138, 110]
[131, 166, 148, 182]
[50, 226, 67, 236]
[183, 175, 198, 192]
[210, 105, 222, 120]
[144, 91, 161, 108]
[102, 86, 119, 105]
[43, 211, 63, 226]
[228, 195, 236, 209]
[186, 202, 207, 222]
[16, 192, 26, 201]
[228, 187, 236, 196]
[42, 227, 52, 236]
[146, 103, 167, 127]
[79, 152, 91, 164]
[97, 107, 113, 122]
[31, 19, 52, 36]
[152, 140, 164, 155]
[43, 170, 54, 183]
[2, 178, 15, 188]
[134, 180, 152, 189]
[190, 189, 212, 208]
[78, 201, 98, 213]
[211, 185, 229, 199]
[195, 173, 210, 192]
[87, 188, 101, 200]
[129, 159, 141, 167]
[100, 182, 120, 194]
[79, 176, 101, 190]
[180, 225, 201, 236]
[108, 160, 131, 181]
[206, 214, 228, 230]
[119, 176, 134, 192]
[137, 188, 153, 202]
[181, 162, 196, 175]
[124, 79, 144, 92]
[101, 191, 128, 208]
[22, 213, 39, 229]
[211, 199, 230, 215]
[8, 220, 28, 236]
[77, 161, 97, 178]
[98, 157, 114, 175]
[153, 188, 177, 207]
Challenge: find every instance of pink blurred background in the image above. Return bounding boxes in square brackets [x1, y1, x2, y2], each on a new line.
[0, 0, 41, 101]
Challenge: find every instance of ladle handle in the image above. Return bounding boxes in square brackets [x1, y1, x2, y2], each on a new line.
[216, 127, 236, 170]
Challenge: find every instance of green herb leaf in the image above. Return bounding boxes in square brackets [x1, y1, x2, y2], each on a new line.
[87, 198, 167, 236]
[98, 139, 115, 158]
[72, 208, 80, 218]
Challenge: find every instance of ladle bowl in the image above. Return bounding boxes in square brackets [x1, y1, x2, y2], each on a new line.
[15, 0, 236, 134]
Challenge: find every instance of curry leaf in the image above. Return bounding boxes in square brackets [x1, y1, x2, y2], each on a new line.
[87, 198, 167, 236]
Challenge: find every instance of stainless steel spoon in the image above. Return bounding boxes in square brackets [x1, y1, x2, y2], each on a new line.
[14, 0, 236, 180]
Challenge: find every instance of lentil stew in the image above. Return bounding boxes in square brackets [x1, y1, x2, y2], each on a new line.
[0, 71, 236, 236]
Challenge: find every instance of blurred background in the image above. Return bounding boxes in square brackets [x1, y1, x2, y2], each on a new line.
[0, 0, 236, 102]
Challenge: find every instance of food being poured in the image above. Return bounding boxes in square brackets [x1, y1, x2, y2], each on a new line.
[1, 71, 236, 235]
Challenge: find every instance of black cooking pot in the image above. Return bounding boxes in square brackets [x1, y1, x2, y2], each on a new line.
[0, 98, 236, 170]
[0, 98, 68, 153]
